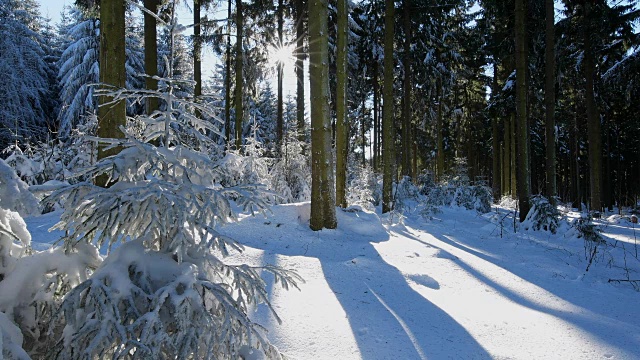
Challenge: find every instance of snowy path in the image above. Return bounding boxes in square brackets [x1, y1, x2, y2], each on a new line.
[220, 205, 640, 360]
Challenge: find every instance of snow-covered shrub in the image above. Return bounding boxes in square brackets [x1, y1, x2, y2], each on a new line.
[567, 216, 607, 272]
[470, 184, 493, 214]
[269, 131, 310, 204]
[0, 159, 39, 216]
[395, 176, 423, 211]
[346, 163, 378, 211]
[0, 312, 30, 360]
[44, 10, 300, 359]
[0, 206, 100, 357]
[499, 195, 518, 210]
[523, 195, 560, 233]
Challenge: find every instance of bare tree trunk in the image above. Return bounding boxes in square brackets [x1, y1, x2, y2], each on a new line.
[436, 82, 444, 181]
[97, 0, 126, 187]
[373, 60, 379, 171]
[335, 0, 348, 208]
[309, 0, 337, 230]
[225, 0, 232, 148]
[277, 0, 284, 150]
[235, 0, 244, 151]
[491, 62, 501, 198]
[515, 0, 531, 221]
[194, 0, 202, 107]
[143, 0, 158, 116]
[295, 0, 305, 141]
[401, 0, 412, 178]
[544, 0, 556, 202]
[382, 0, 395, 214]
[584, 2, 602, 212]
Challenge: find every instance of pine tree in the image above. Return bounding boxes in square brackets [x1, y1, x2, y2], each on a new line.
[0, 0, 51, 147]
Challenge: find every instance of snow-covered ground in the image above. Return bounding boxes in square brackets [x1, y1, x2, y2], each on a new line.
[27, 204, 640, 359]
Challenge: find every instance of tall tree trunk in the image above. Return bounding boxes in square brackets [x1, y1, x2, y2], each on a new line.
[510, 113, 517, 197]
[491, 62, 501, 198]
[277, 0, 284, 150]
[373, 60, 379, 171]
[295, 0, 305, 141]
[225, 0, 232, 147]
[143, 0, 158, 116]
[194, 0, 202, 105]
[97, 0, 126, 187]
[436, 83, 444, 181]
[362, 96, 366, 166]
[584, 2, 602, 212]
[401, 0, 412, 177]
[382, 0, 395, 214]
[235, 0, 244, 151]
[515, 0, 530, 221]
[335, 0, 348, 208]
[309, 0, 337, 230]
[544, 0, 556, 202]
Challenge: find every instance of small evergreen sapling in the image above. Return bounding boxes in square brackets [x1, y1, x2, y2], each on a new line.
[523, 195, 560, 233]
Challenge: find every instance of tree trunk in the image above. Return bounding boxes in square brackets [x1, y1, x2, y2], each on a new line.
[277, 0, 284, 151]
[235, 0, 244, 151]
[510, 113, 517, 197]
[362, 96, 366, 167]
[373, 60, 379, 171]
[382, 0, 395, 214]
[584, 2, 602, 212]
[544, 0, 556, 202]
[436, 82, 444, 181]
[295, 0, 305, 141]
[401, 0, 412, 178]
[97, 0, 126, 187]
[225, 0, 232, 148]
[491, 62, 501, 198]
[309, 0, 337, 230]
[515, 0, 531, 221]
[335, 0, 348, 208]
[143, 0, 158, 116]
[194, 0, 202, 106]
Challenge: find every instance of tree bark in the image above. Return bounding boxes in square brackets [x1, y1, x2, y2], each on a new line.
[235, 0, 244, 151]
[295, 0, 305, 141]
[436, 82, 444, 181]
[277, 0, 284, 151]
[401, 0, 412, 178]
[143, 0, 158, 116]
[491, 61, 501, 198]
[309, 0, 337, 230]
[225, 0, 232, 147]
[194, 0, 202, 106]
[515, 0, 531, 221]
[382, 0, 395, 214]
[373, 60, 379, 171]
[584, 2, 602, 212]
[544, 0, 556, 202]
[335, 0, 348, 208]
[97, 0, 126, 187]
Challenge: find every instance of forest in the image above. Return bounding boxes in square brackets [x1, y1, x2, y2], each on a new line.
[1, 0, 639, 358]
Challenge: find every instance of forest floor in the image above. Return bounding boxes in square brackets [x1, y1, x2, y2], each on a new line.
[26, 203, 640, 359]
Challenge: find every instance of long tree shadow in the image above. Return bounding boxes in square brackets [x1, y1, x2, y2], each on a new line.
[227, 205, 492, 359]
[401, 214, 640, 355]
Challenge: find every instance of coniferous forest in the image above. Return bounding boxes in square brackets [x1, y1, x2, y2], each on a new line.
[1, 0, 639, 358]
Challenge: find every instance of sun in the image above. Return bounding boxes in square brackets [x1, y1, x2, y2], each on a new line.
[268, 43, 295, 69]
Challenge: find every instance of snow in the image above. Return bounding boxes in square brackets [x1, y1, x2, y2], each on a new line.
[20, 203, 640, 359]
[217, 204, 640, 359]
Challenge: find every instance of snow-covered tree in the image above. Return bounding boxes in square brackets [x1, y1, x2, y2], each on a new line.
[46, 9, 300, 359]
[0, 0, 52, 148]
